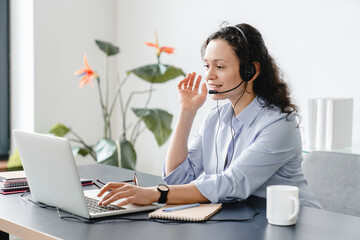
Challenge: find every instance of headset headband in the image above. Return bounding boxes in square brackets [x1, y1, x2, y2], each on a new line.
[224, 25, 254, 82]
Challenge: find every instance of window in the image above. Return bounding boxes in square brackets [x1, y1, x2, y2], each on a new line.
[0, 0, 10, 159]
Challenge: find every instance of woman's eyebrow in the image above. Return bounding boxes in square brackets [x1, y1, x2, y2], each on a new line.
[203, 58, 228, 63]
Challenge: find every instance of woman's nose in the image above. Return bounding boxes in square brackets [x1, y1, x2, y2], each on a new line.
[205, 67, 216, 80]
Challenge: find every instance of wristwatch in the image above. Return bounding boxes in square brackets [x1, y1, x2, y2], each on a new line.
[157, 184, 169, 203]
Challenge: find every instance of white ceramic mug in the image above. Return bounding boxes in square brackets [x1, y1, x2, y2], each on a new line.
[266, 185, 300, 226]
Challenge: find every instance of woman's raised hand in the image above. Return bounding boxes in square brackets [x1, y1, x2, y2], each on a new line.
[177, 72, 207, 112]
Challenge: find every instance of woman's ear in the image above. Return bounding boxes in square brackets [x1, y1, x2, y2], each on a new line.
[249, 62, 260, 83]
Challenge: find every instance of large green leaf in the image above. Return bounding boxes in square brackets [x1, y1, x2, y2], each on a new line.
[132, 108, 173, 146]
[7, 148, 23, 171]
[48, 123, 70, 137]
[95, 40, 120, 56]
[119, 139, 136, 170]
[72, 147, 90, 157]
[127, 63, 185, 83]
[94, 138, 119, 167]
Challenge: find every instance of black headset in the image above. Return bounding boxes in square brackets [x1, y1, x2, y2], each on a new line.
[228, 25, 256, 82]
[208, 25, 256, 95]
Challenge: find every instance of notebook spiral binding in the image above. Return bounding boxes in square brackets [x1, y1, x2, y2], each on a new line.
[0, 179, 28, 188]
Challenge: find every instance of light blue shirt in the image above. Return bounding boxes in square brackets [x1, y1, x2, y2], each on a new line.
[163, 97, 321, 208]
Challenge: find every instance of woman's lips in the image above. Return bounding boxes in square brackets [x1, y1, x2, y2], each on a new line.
[208, 83, 223, 90]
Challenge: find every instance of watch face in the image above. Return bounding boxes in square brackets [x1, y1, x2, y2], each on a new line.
[158, 185, 168, 191]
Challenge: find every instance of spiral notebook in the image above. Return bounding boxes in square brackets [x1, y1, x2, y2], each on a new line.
[148, 203, 222, 222]
[0, 178, 93, 195]
[0, 170, 27, 188]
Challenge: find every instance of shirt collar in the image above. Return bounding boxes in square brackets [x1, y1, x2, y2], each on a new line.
[222, 96, 263, 128]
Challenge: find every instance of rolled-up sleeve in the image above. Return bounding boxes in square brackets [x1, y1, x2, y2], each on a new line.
[162, 130, 205, 185]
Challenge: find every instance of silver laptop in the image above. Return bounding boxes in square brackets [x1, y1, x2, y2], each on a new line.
[13, 129, 158, 219]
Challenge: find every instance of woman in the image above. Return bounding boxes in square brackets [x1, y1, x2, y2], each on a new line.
[98, 23, 321, 208]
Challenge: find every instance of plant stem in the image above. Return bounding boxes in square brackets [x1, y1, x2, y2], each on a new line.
[110, 74, 129, 117]
[104, 56, 110, 138]
[118, 74, 155, 142]
[68, 131, 97, 161]
[68, 138, 97, 161]
[131, 82, 154, 144]
[144, 82, 154, 108]
[105, 56, 109, 111]
[120, 72, 130, 88]
[132, 126, 146, 145]
[125, 89, 155, 114]
[126, 88, 155, 144]
[117, 75, 127, 140]
[96, 78, 108, 138]
[130, 119, 141, 144]
[106, 116, 111, 139]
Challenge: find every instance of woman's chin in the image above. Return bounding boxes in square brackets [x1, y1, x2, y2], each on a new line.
[209, 94, 226, 101]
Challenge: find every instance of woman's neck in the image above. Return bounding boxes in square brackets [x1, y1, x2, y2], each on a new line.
[231, 92, 256, 116]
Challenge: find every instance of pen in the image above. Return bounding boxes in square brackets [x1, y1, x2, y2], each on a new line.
[163, 203, 200, 212]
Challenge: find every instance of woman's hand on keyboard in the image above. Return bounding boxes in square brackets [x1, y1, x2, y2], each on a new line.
[97, 182, 159, 207]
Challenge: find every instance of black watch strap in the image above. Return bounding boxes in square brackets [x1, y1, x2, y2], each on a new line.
[157, 184, 169, 204]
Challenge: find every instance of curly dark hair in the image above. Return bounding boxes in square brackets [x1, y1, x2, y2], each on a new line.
[201, 23, 299, 120]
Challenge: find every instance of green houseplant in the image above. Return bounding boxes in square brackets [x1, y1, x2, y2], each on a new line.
[8, 34, 185, 170]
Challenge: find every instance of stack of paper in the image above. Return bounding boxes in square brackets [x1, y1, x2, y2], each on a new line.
[0, 170, 94, 195]
[0, 170, 28, 194]
[306, 98, 353, 150]
[0, 170, 27, 187]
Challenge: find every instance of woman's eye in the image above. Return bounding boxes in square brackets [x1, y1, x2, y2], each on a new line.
[217, 66, 224, 69]
[203, 64, 209, 69]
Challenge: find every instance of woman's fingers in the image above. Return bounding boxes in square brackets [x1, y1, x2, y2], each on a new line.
[178, 72, 203, 92]
[187, 72, 196, 90]
[193, 74, 202, 91]
[116, 197, 134, 207]
[97, 182, 124, 197]
[98, 184, 132, 205]
[98, 185, 154, 207]
[100, 188, 133, 206]
[200, 82, 208, 97]
[177, 73, 191, 90]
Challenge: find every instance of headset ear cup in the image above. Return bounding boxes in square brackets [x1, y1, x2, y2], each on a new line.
[240, 64, 248, 81]
[244, 63, 256, 82]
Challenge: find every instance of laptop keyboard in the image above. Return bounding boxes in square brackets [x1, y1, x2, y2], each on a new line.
[85, 196, 125, 214]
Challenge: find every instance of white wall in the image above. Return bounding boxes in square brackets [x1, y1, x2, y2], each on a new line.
[11, 0, 118, 164]
[11, 0, 360, 176]
[33, 0, 118, 142]
[116, 0, 360, 175]
[10, 0, 34, 137]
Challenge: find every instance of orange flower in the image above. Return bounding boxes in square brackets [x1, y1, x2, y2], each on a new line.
[145, 32, 174, 57]
[74, 54, 98, 88]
